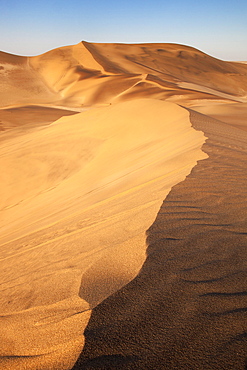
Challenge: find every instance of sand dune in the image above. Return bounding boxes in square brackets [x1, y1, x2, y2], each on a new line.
[1, 41, 247, 129]
[0, 42, 247, 369]
[0, 99, 206, 369]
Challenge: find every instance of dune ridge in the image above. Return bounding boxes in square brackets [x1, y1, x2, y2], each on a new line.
[0, 41, 247, 369]
[73, 110, 247, 369]
[0, 98, 206, 369]
[1, 41, 247, 131]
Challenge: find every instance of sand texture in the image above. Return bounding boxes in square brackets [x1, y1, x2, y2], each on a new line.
[0, 42, 247, 369]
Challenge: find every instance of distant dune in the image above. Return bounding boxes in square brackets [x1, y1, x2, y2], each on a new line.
[0, 42, 247, 369]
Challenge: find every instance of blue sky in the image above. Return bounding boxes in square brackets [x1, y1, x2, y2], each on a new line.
[1, 0, 247, 60]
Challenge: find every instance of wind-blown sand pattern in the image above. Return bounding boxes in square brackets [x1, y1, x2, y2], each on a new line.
[0, 42, 247, 369]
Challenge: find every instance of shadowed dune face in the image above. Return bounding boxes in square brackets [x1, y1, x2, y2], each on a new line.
[0, 41, 247, 369]
[82, 41, 247, 96]
[191, 102, 247, 132]
[0, 105, 78, 131]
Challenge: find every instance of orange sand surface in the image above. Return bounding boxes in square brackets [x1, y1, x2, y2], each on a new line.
[0, 42, 247, 369]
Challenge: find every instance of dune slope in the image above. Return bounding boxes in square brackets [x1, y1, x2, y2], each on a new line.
[0, 99, 206, 369]
[0, 41, 247, 370]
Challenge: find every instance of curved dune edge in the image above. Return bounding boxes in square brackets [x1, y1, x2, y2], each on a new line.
[0, 99, 207, 369]
[72, 110, 247, 370]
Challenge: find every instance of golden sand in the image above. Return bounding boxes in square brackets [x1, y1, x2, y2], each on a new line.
[0, 42, 247, 369]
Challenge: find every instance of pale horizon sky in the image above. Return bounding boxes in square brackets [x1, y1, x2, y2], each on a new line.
[1, 0, 247, 61]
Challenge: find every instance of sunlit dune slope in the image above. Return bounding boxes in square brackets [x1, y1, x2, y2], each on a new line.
[0, 99, 206, 369]
[0, 51, 59, 108]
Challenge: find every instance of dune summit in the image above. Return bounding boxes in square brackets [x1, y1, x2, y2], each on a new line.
[0, 42, 247, 369]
